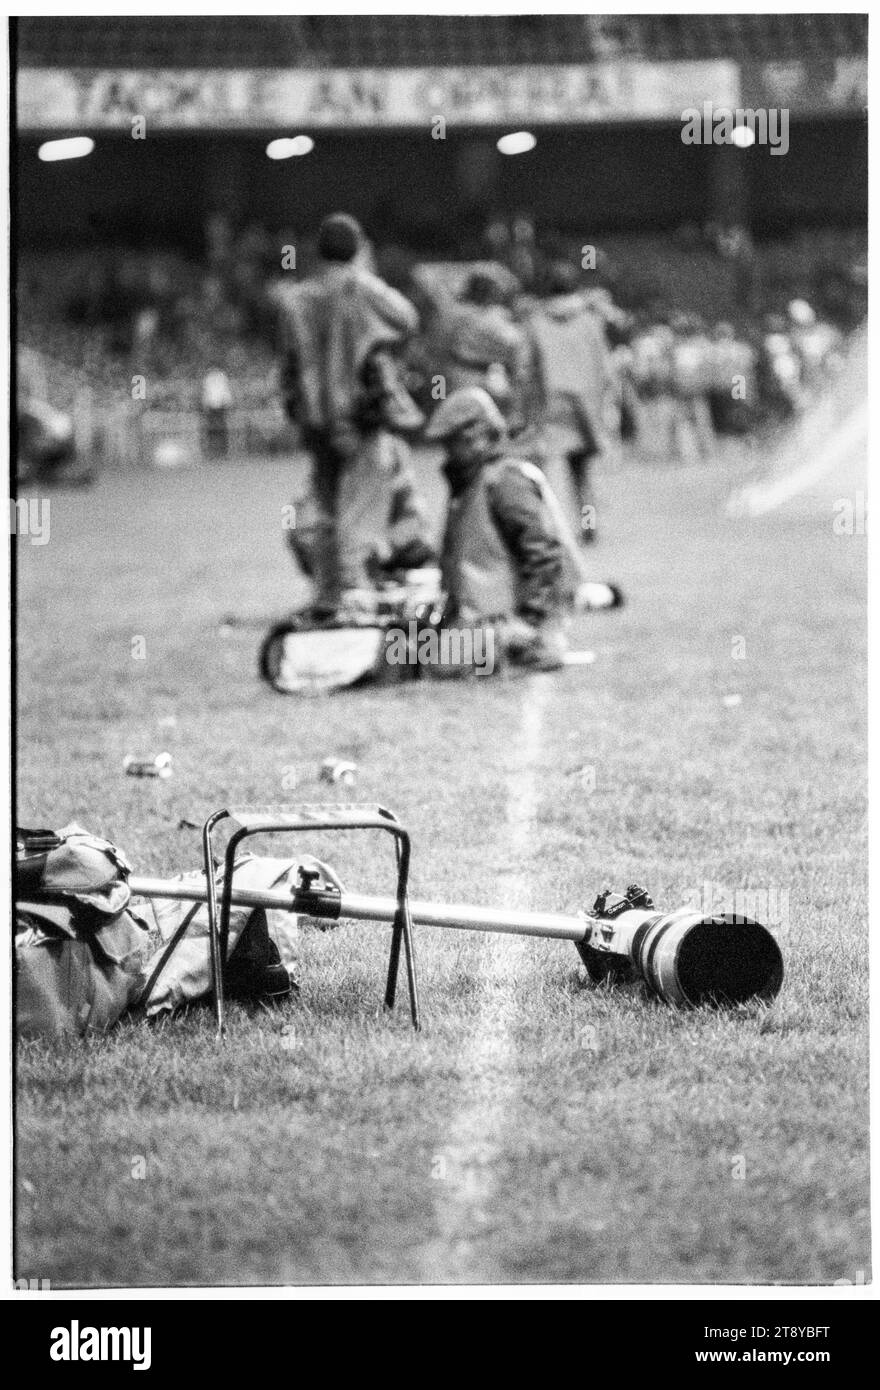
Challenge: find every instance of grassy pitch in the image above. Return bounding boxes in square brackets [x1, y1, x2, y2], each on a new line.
[15, 438, 868, 1286]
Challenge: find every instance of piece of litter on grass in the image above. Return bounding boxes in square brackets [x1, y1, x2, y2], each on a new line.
[722, 693, 743, 707]
[320, 756, 357, 785]
[123, 752, 173, 779]
[564, 650, 596, 666]
[569, 764, 597, 785]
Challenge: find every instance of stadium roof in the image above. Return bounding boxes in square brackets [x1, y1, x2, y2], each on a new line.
[16, 14, 869, 70]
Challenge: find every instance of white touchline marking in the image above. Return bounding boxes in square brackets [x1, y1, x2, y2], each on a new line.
[726, 402, 867, 518]
[423, 675, 551, 1279]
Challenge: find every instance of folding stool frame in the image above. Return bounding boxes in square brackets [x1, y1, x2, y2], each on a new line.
[201, 804, 419, 1036]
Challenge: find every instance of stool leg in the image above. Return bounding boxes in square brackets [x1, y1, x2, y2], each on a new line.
[384, 914, 403, 1011]
[202, 824, 227, 1038]
[401, 909, 420, 1030]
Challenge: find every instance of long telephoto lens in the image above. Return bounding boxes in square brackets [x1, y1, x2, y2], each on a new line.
[634, 910, 784, 1006]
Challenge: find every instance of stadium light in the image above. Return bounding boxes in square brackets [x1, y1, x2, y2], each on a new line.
[266, 135, 315, 160]
[730, 125, 756, 149]
[37, 137, 95, 162]
[497, 130, 537, 156]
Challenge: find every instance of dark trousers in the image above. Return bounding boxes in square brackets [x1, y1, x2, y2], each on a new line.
[302, 426, 370, 608]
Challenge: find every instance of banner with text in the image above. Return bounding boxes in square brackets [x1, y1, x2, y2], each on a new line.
[17, 62, 742, 131]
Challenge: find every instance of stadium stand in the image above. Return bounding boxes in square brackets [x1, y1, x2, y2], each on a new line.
[16, 14, 869, 68]
[14, 15, 867, 467]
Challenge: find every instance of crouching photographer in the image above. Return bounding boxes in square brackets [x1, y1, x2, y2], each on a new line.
[426, 387, 569, 673]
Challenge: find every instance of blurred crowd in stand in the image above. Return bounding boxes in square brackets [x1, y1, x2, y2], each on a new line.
[17, 211, 866, 470]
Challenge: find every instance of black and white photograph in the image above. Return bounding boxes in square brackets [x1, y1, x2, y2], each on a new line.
[7, 8, 872, 1311]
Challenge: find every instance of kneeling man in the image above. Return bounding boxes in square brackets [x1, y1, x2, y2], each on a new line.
[426, 387, 569, 671]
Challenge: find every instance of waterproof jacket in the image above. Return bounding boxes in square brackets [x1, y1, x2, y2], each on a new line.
[529, 293, 611, 436]
[278, 263, 418, 431]
[441, 452, 567, 622]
